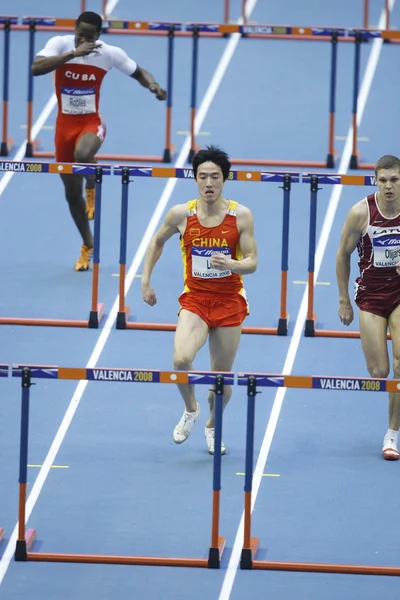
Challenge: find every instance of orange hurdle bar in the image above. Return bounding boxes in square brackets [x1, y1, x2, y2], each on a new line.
[13, 366, 228, 568]
[0, 162, 106, 328]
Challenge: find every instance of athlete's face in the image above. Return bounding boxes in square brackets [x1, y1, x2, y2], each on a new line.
[376, 168, 400, 203]
[196, 162, 225, 203]
[75, 22, 100, 48]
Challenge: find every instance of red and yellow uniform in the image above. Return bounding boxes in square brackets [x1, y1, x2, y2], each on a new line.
[179, 199, 249, 328]
[36, 36, 137, 162]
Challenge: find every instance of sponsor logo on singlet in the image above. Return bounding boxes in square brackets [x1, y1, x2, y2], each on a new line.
[371, 226, 400, 267]
[60, 86, 96, 115]
[191, 246, 231, 279]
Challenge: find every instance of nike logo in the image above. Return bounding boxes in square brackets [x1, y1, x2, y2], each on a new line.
[221, 230, 230, 234]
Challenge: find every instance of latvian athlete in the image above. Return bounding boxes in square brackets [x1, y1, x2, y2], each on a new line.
[142, 146, 258, 455]
[32, 11, 166, 271]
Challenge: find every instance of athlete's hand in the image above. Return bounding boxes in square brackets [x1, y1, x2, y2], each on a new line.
[142, 282, 157, 306]
[210, 253, 232, 271]
[74, 41, 101, 58]
[149, 83, 167, 101]
[338, 301, 354, 326]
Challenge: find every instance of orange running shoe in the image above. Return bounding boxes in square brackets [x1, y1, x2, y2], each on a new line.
[74, 245, 93, 272]
[86, 188, 95, 220]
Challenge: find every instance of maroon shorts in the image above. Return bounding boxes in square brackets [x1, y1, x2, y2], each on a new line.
[354, 279, 400, 319]
[179, 292, 249, 328]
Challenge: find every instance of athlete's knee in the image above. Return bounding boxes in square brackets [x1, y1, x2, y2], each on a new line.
[367, 363, 390, 379]
[393, 354, 400, 378]
[173, 354, 193, 371]
[74, 146, 95, 164]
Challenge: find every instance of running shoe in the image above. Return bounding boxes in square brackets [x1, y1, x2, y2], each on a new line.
[382, 437, 400, 461]
[173, 404, 200, 443]
[86, 188, 95, 220]
[205, 426, 226, 455]
[74, 245, 93, 272]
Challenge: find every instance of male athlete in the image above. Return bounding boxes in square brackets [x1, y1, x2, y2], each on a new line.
[336, 154, 400, 461]
[31, 11, 166, 271]
[142, 146, 258, 454]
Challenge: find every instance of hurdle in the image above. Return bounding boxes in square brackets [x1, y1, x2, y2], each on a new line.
[301, 171, 392, 339]
[0, 161, 107, 328]
[12, 364, 230, 568]
[238, 372, 400, 575]
[114, 165, 299, 336]
[0, 364, 8, 545]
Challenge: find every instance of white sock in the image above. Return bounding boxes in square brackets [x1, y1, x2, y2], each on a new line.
[384, 428, 399, 443]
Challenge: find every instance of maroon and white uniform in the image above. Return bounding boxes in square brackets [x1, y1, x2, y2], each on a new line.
[355, 192, 400, 318]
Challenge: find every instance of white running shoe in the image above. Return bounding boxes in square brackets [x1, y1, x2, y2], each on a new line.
[205, 426, 226, 455]
[382, 437, 400, 461]
[173, 404, 200, 444]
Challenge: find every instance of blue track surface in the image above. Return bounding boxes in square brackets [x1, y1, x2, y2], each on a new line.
[1, 1, 400, 598]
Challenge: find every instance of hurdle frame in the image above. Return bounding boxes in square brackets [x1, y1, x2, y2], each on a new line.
[12, 365, 230, 568]
[301, 171, 393, 339]
[0, 364, 8, 545]
[114, 165, 299, 336]
[238, 372, 400, 575]
[0, 161, 107, 328]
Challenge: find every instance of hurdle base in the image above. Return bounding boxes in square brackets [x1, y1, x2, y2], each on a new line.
[116, 307, 130, 330]
[251, 558, 400, 576]
[277, 315, 289, 336]
[207, 536, 226, 569]
[25, 143, 33, 158]
[163, 148, 172, 163]
[15, 529, 37, 561]
[32, 150, 165, 163]
[304, 315, 317, 337]
[350, 154, 359, 169]
[124, 321, 280, 335]
[188, 148, 196, 163]
[240, 537, 260, 570]
[326, 153, 335, 169]
[314, 328, 391, 340]
[0, 141, 9, 156]
[89, 303, 105, 329]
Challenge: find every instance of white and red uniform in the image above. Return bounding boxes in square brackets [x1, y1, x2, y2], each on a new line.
[37, 35, 137, 161]
[355, 192, 400, 318]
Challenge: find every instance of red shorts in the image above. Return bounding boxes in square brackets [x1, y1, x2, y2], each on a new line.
[354, 279, 400, 319]
[179, 292, 249, 328]
[55, 114, 106, 162]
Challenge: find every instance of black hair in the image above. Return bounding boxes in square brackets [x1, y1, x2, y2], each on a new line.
[192, 145, 231, 181]
[76, 11, 103, 33]
[375, 155, 400, 177]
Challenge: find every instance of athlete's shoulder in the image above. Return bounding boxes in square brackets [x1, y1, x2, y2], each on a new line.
[165, 203, 189, 227]
[235, 202, 253, 217]
[347, 198, 368, 232]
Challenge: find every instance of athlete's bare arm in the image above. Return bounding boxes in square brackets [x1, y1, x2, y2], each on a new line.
[211, 205, 258, 275]
[131, 66, 167, 100]
[31, 41, 100, 76]
[142, 204, 187, 306]
[336, 200, 368, 325]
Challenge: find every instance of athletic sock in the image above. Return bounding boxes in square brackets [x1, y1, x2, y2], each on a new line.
[384, 428, 399, 443]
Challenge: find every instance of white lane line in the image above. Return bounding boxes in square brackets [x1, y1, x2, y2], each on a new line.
[217, 2, 394, 598]
[0, 0, 258, 586]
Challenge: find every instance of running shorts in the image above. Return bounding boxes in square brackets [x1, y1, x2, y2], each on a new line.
[178, 292, 249, 328]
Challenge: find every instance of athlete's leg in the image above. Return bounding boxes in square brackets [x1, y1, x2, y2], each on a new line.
[388, 304, 400, 430]
[60, 173, 93, 249]
[75, 129, 104, 220]
[173, 309, 209, 412]
[207, 325, 242, 428]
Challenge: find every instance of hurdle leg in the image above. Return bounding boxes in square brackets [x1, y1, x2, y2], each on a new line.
[326, 31, 338, 168]
[208, 375, 226, 568]
[363, 0, 369, 28]
[188, 27, 200, 163]
[349, 31, 362, 169]
[15, 368, 37, 561]
[278, 175, 291, 335]
[224, 0, 230, 23]
[1, 18, 11, 156]
[305, 176, 319, 337]
[25, 21, 36, 158]
[116, 168, 131, 329]
[163, 27, 175, 163]
[89, 167, 105, 328]
[240, 376, 260, 568]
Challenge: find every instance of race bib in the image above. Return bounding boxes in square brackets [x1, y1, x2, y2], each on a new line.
[373, 234, 400, 267]
[191, 247, 231, 279]
[61, 87, 96, 115]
